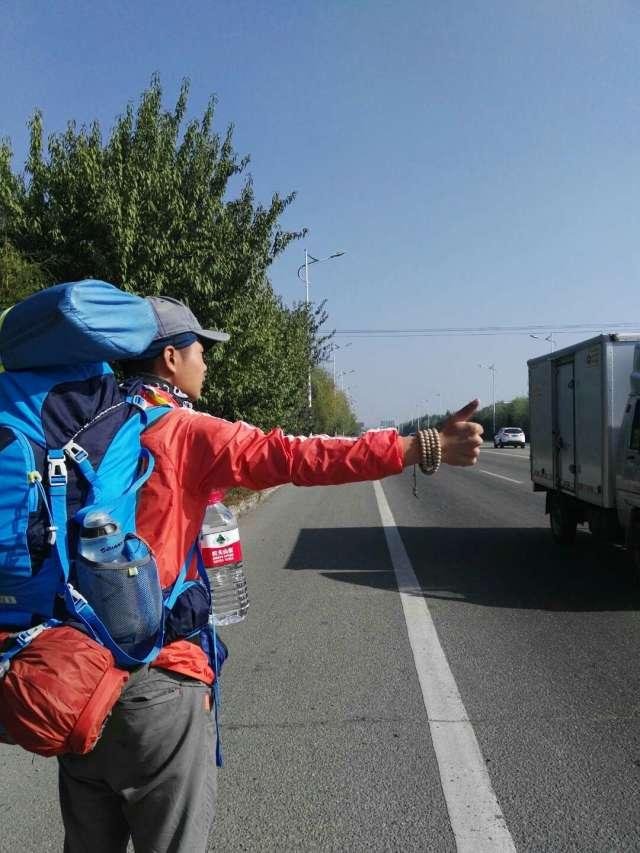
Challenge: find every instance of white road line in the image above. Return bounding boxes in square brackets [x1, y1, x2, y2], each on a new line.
[479, 469, 523, 485]
[373, 480, 516, 853]
[481, 449, 530, 460]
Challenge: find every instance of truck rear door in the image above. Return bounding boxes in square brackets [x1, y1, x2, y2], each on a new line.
[616, 396, 640, 529]
[555, 359, 576, 493]
[529, 358, 553, 489]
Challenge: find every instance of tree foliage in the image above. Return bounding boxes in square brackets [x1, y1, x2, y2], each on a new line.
[311, 367, 359, 436]
[0, 240, 45, 309]
[399, 397, 530, 439]
[472, 396, 529, 438]
[0, 77, 358, 433]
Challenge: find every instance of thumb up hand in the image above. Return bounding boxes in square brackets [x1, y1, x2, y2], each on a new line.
[439, 400, 484, 466]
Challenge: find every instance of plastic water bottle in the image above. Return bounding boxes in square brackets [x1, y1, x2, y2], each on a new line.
[78, 511, 126, 563]
[200, 491, 249, 626]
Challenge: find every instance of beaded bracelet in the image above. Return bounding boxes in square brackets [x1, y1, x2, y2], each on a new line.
[416, 427, 442, 475]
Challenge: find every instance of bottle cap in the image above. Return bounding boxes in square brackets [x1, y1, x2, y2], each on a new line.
[82, 510, 119, 538]
[207, 489, 226, 505]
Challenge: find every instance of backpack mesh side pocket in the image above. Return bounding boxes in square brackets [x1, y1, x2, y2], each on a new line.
[75, 535, 162, 655]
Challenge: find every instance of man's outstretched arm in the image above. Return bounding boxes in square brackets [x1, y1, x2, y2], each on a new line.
[167, 398, 484, 493]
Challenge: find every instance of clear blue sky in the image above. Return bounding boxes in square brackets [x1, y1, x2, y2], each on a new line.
[2, 1, 639, 428]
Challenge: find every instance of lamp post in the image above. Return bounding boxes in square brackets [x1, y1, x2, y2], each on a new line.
[335, 371, 355, 436]
[329, 341, 352, 388]
[529, 332, 556, 352]
[344, 384, 358, 404]
[478, 363, 497, 436]
[297, 250, 345, 412]
[422, 394, 442, 429]
[432, 392, 442, 426]
[338, 368, 355, 392]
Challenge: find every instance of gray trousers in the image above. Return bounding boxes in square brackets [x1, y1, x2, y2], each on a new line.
[58, 666, 217, 853]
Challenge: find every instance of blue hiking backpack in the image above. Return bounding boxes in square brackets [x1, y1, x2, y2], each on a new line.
[0, 281, 226, 761]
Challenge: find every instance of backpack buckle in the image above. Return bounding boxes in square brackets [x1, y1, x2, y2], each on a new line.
[128, 394, 148, 410]
[47, 454, 68, 487]
[63, 440, 88, 464]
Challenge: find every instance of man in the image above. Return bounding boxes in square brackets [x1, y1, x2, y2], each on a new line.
[58, 295, 483, 853]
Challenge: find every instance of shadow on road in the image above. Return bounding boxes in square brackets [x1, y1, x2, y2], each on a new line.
[283, 525, 640, 612]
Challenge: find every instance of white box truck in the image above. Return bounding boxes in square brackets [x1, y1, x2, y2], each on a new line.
[528, 334, 640, 565]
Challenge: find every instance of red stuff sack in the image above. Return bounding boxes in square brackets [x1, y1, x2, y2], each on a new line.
[0, 625, 129, 757]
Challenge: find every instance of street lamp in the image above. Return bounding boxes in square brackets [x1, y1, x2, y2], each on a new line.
[432, 392, 442, 426]
[529, 333, 556, 352]
[296, 249, 345, 410]
[420, 393, 442, 429]
[478, 363, 497, 436]
[338, 368, 355, 392]
[335, 372, 356, 436]
[297, 250, 345, 306]
[328, 341, 352, 388]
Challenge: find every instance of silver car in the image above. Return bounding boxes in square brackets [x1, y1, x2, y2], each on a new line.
[494, 427, 526, 448]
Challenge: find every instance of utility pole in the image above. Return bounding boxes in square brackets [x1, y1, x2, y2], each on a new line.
[296, 249, 345, 414]
[478, 363, 497, 436]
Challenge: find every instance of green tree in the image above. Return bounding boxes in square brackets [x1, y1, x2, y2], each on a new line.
[471, 396, 529, 438]
[310, 367, 358, 436]
[0, 77, 345, 432]
[0, 144, 46, 308]
[0, 240, 45, 309]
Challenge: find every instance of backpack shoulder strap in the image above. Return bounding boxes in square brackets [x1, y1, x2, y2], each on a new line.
[126, 395, 172, 428]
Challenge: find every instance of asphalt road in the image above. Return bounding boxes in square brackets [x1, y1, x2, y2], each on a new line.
[2, 444, 640, 852]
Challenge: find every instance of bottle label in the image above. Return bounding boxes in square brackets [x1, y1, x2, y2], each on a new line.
[200, 527, 243, 567]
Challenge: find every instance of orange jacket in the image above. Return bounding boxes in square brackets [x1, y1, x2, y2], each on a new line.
[138, 404, 404, 683]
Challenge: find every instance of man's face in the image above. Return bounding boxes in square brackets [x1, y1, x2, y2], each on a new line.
[172, 341, 207, 400]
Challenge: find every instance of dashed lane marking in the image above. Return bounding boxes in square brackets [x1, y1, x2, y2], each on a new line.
[481, 449, 530, 460]
[478, 469, 524, 485]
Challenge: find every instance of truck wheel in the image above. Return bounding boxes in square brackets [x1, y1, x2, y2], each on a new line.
[549, 494, 577, 544]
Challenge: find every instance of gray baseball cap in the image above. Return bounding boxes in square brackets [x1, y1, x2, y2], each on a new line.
[146, 295, 230, 349]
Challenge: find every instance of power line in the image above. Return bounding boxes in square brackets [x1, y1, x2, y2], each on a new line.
[333, 322, 640, 338]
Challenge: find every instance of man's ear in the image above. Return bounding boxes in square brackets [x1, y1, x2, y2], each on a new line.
[160, 345, 179, 377]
